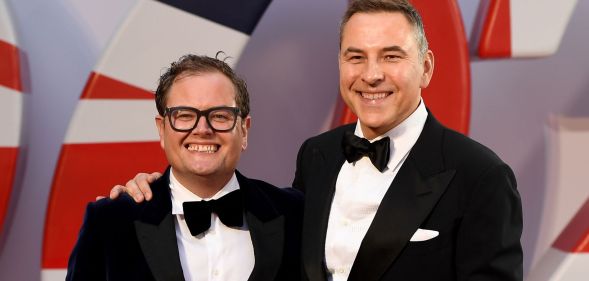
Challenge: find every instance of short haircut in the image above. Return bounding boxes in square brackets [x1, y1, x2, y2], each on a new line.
[339, 0, 429, 58]
[155, 53, 250, 118]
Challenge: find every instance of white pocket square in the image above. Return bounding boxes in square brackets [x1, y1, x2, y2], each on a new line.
[409, 228, 439, 242]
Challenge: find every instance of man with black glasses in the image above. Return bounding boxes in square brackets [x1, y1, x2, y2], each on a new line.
[65, 54, 303, 281]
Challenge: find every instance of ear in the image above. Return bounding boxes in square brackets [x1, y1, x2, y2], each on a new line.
[420, 50, 434, 88]
[240, 116, 251, 151]
[155, 115, 165, 150]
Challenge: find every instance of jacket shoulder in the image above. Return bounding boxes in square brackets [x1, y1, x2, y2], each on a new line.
[442, 127, 506, 168]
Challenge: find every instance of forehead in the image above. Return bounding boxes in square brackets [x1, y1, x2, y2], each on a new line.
[167, 71, 236, 106]
[341, 11, 416, 50]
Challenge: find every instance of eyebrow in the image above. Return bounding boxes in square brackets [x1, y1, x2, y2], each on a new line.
[342, 46, 408, 56]
[382, 46, 408, 56]
[342, 47, 364, 56]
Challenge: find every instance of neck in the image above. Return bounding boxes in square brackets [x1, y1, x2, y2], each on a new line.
[172, 169, 234, 198]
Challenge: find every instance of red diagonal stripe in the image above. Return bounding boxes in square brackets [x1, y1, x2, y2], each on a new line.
[478, 0, 512, 58]
[0, 147, 19, 235]
[0, 40, 22, 91]
[80, 72, 154, 99]
[553, 198, 589, 253]
[43, 142, 167, 268]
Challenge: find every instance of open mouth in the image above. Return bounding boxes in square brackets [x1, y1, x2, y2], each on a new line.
[185, 144, 219, 153]
[358, 91, 392, 100]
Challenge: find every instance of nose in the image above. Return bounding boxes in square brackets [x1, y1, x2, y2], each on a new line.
[192, 115, 213, 135]
[362, 60, 384, 86]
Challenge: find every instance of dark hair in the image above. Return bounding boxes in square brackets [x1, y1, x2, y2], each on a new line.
[155, 53, 250, 118]
[339, 0, 428, 58]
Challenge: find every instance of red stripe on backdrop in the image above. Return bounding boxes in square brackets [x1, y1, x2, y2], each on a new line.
[0, 39, 22, 91]
[478, 0, 512, 58]
[42, 142, 167, 268]
[0, 147, 18, 235]
[80, 72, 154, 99]
[552, 198, 589, 253]
[335, 0, 471, 134]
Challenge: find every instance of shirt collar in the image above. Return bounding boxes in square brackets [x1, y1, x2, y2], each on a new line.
[355, 99, 428, 170]
[169, 168, 240, 215]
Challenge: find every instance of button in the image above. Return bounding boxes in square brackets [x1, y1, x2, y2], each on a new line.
[213, 269, 219, 276]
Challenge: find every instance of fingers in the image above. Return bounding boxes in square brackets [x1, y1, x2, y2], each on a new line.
[109, 185, 128, 200]
[141, 172, 161, 201]
[125, 178, 145, 203]
[96, 196, 106, 201]
[108, 172, 161, 203]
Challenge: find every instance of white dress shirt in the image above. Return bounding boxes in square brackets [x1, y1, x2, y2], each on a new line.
[169, 169, 255, 281]
[324, 101, 428, 281]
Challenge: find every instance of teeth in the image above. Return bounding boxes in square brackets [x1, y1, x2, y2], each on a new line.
[361, 92, 388, 100]
[187, 144, 218, 153]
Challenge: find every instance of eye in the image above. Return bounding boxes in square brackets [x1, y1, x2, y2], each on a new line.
[383, 54, 402, 62]
[173, 110, 196, 121]
[346, 55, 365, 63]
[209, 111, 234, 122]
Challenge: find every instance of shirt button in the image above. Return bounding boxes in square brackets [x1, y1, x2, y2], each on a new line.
[213, 269, 219, 276]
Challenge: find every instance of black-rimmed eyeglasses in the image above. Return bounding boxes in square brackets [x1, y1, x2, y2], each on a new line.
[163, 106, 240, 132]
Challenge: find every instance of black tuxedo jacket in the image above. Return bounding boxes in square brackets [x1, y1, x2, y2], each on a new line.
[293, 113, 523, 281]
[66, 168, 303, 281]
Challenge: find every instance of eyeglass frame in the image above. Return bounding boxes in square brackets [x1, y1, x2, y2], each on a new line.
[162, 106, 241, 133]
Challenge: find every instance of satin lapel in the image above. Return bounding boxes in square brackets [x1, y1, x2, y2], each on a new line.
[302, 126, 350, 281]
[246, 212, 285, 281]
[135, 169, 185, 281]
[237, 172, 285, 281]
[347, 113, 456, 281]
[347, 161, 455, 281]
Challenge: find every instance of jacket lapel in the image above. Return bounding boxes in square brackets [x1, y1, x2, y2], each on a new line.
[302, 125, 351, 281]
[347, 114, 456, 281]
[135, 168, 185, 281]
[237, 172, 285, 281]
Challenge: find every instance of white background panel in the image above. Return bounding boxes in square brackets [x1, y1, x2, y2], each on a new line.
[40, 269, 66, 281]
[96, 0, 248, 92]
[511, 0, 578, 57]
[0, 0, 17, 44]
[0, 86, 22, 146]
[64, 100, 159, 143]
[528, 248, 589, 280]
[533, 116, 589, 267]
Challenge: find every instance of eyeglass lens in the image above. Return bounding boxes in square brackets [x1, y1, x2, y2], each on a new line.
[168, 107, 237, 132]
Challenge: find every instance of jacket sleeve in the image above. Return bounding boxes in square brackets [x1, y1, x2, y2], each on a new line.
[66, 202, 106, 281]
[292, 139, 310, 194]
[456, 163, 523, 281]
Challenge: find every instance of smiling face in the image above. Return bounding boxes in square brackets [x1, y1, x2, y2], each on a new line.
[156, 71, 250, 190]
[339, 11, 434, 139]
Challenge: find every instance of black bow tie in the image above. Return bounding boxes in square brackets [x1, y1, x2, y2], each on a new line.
[182, 189, 244, 236]
[342, 131, 391, 172]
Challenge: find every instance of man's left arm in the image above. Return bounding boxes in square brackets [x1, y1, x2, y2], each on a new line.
[455, 163, 523, 281]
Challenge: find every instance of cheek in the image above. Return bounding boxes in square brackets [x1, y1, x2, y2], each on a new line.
[340, 66, 359, 85]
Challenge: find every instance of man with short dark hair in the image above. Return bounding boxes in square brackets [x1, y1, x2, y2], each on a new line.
[294, 1, 522, 280]
[110, 1, 523, 280]
[66, 54, 303, 281]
